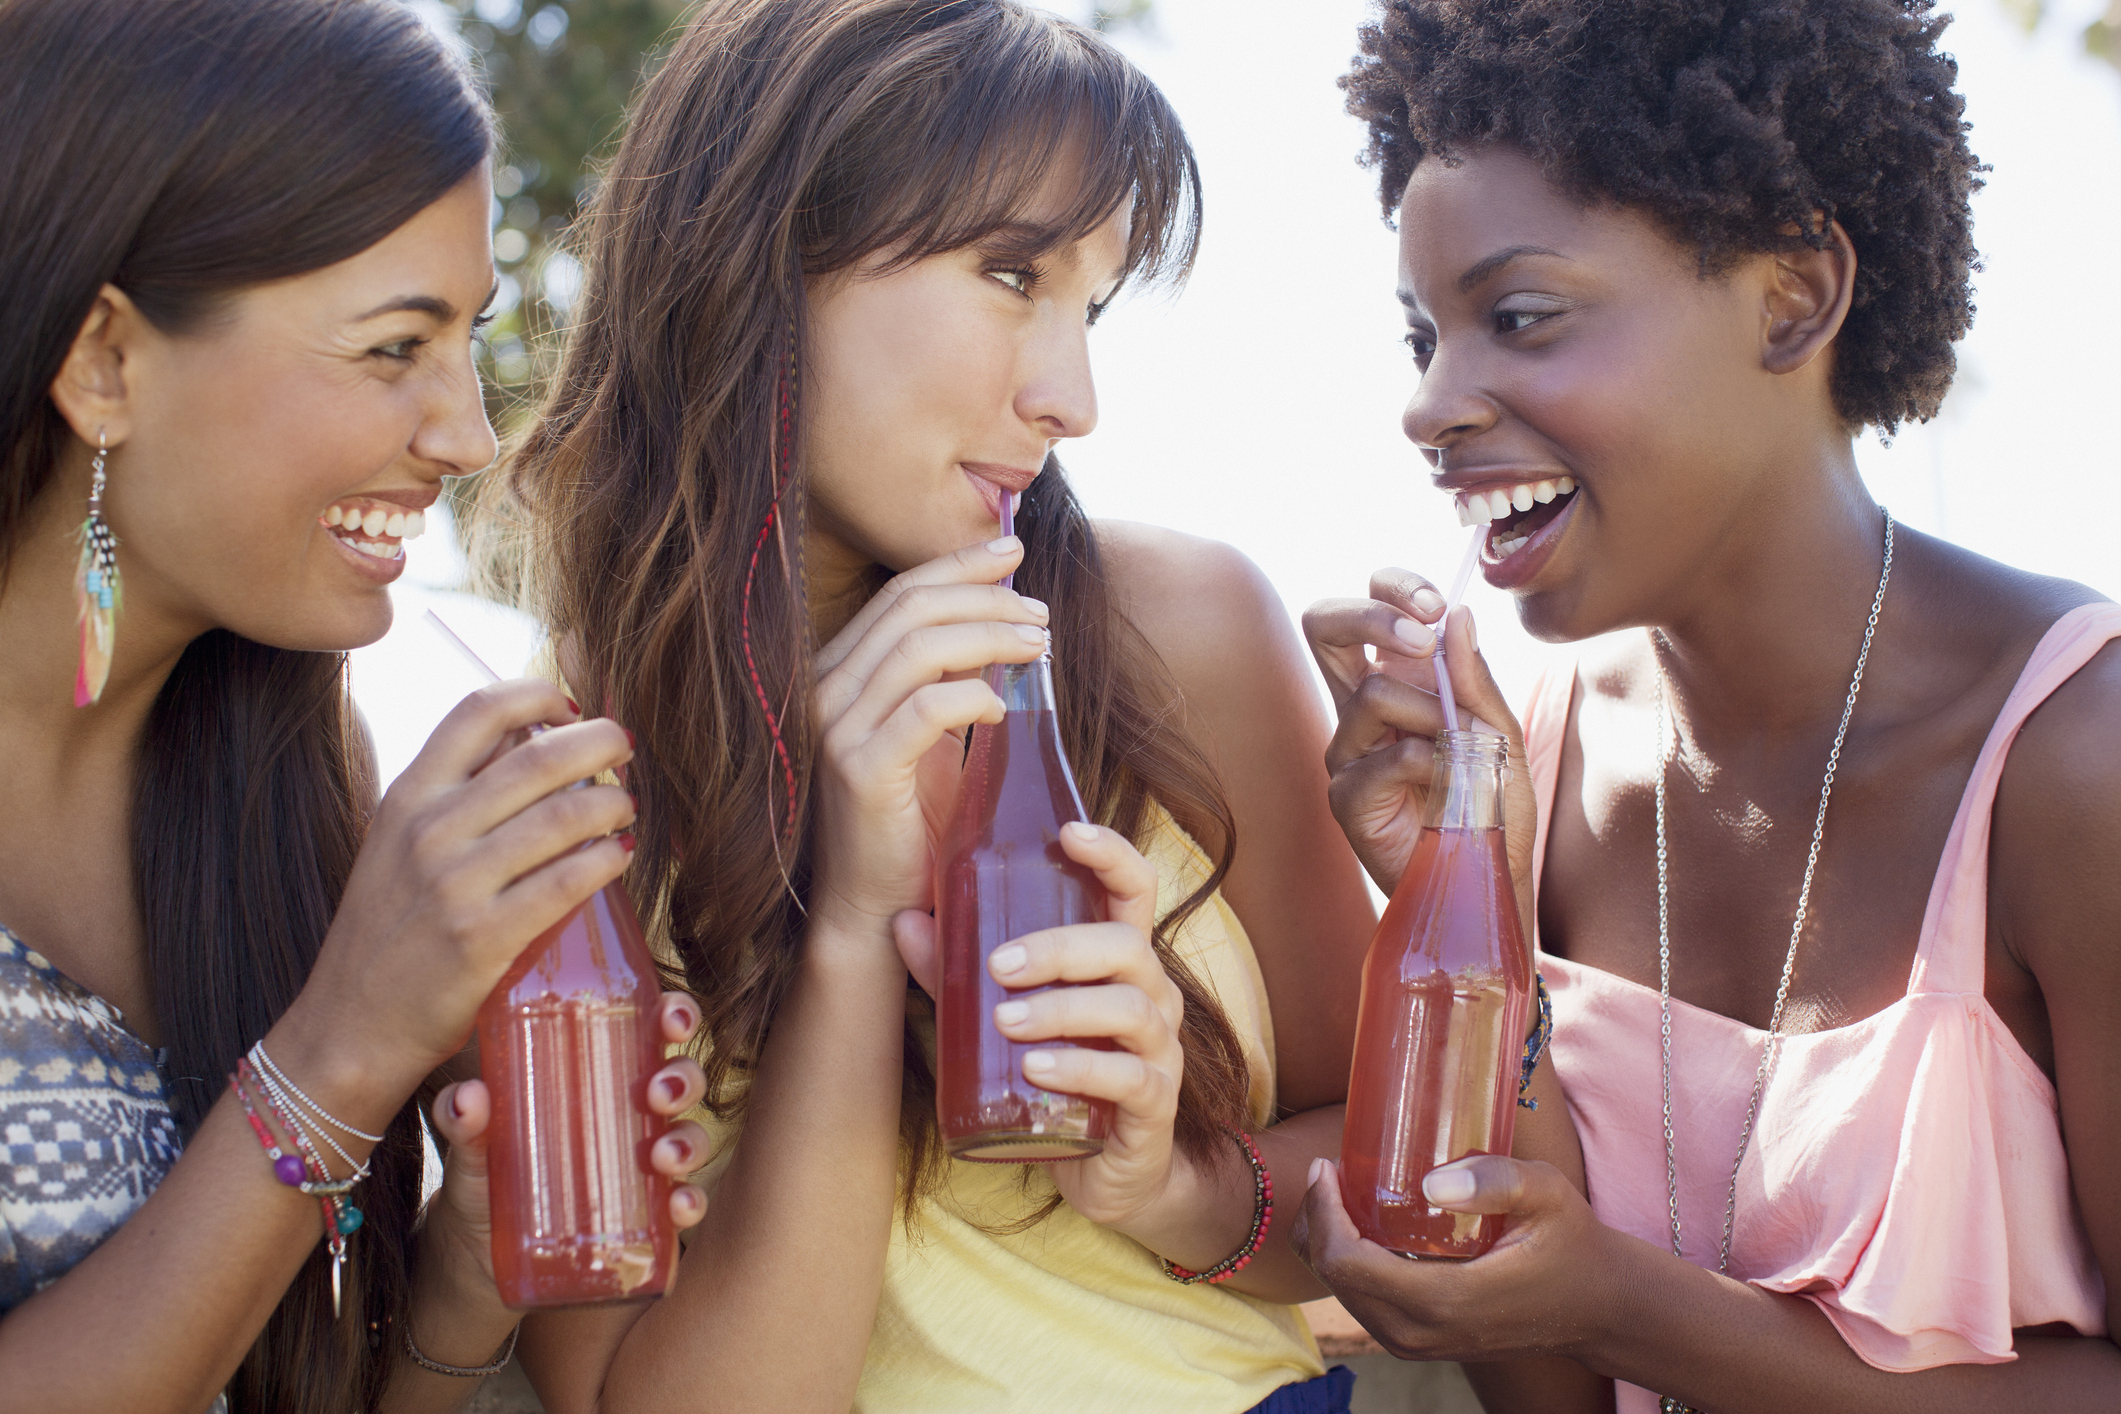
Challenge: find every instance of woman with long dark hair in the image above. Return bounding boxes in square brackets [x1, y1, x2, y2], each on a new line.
[483, 2, 1572, 1410]
[0, 2, 710, 1408]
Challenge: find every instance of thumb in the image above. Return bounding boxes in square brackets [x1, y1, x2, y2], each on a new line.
[432, 1079, 494, 1178]
[894, 908, 939, 996]
[1420, 1154, 1555, 1215]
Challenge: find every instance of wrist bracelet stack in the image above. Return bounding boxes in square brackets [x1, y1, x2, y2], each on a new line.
[231, 1042, 381, 1319]
[1160, 1128, 1274, 1286]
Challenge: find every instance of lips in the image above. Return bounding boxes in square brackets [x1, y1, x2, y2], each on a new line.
[962, 461, 1042, 521]
[1433, 470, 1583, 591]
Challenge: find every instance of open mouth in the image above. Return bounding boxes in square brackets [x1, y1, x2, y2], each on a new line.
[322, 502, 426, 561]
[1454, 476, 1578, 561]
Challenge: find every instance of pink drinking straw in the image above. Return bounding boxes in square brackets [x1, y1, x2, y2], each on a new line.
[1430, 526, 1486, 735]
[998, 491, 1017, 591]
[425, 608, 505, 686]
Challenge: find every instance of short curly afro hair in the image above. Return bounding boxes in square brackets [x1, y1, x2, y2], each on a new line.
[1343, 0, 1984, 433]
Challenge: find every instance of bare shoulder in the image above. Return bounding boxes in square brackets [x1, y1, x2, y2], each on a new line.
[1091, 519, 1295, 689]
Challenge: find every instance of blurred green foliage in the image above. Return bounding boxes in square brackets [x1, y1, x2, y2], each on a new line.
[2001, 0, 2121, 72]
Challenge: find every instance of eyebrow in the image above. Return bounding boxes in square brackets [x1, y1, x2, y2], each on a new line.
[1394, 244, 1570, 309]
[352, 279, 499, 325]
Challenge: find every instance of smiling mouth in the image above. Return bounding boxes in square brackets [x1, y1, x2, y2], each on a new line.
[1452, 476, 1578, 560]
[322, 502, 427, 561]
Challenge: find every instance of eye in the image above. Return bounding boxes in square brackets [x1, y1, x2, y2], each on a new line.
[1495, 308, 1555, 335]
[373, 336, 427, 363]
[470, 311, 497, 333]
[990, 267, 1035, 296]
[1403, 329, 1436, 362]
[1086, 296, 1113, 327]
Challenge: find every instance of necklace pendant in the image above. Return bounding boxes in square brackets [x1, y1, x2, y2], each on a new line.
[1660, 1398, 1702, 1414]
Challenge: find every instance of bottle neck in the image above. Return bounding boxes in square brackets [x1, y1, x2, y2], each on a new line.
[986, 651, 1057, 713]
[1425, 731, 1510, 831]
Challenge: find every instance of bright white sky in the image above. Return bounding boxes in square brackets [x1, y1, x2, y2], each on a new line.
[358, 0, 2121, 786]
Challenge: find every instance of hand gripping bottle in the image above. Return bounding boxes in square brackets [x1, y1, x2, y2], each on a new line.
[1340, 730, 1532, 1257]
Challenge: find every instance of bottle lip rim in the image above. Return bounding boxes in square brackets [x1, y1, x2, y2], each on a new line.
[1433, 728, 1511, 760]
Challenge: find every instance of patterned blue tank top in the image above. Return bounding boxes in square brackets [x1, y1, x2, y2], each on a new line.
[0, 924, 182, 1311]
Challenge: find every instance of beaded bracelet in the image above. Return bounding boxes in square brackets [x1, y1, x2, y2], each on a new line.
[1516, 971, 1553, 1111]
[232, 1058, 365, 1318]
[1160, 1128, 1274, 1286]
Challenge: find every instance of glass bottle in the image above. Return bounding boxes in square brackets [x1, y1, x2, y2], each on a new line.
[1339, 730, 1532, 1258]
[478, 878, 677, 1307]
[934, 651, 1112, 1161]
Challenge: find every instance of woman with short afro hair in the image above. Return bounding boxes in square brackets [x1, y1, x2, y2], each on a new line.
[1292, 1, 2121, 1410]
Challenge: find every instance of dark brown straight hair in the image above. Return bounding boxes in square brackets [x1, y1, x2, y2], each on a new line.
[484, 0, 1252, 1211]
[0, 0, 491, 1407]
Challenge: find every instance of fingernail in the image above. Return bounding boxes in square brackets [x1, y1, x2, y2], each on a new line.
[1014, 623, 1047, 646]
[1413, 588, 1446, 616]
[1063, 821, 1098, 841]
[619, 832, 637, 852]
[1465, 608, 1478, 654]
[1423, 1165, 1477, 1205]
[1393, 617, 1434, 650]
[1023, 1050, 1056, 1074]
[671, 1006, 696, 1032]
[664, 1135, 695, 1165]
[659, 1074, 686, 1104]
[995, 1000, 1030, 1025]
[623, 727, 637, 751]
[991, 944, 1027, 975]
[565, 696, 580, 715]
[1019, 596, 1049, 620]
[1308, 1157, 1327, 1187]
[448, 1086, 466, 1119]
[988, 535, 1022, 555]
[626, 791, 638, 815]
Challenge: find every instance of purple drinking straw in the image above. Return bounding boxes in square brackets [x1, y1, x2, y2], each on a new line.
[1430, 527, 1485, 735]
[998, 491, 1017, 591]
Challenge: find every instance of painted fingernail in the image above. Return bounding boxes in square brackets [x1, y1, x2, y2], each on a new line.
[626, 791, 638, 815]
[1423, 1165, 1477, 1205]
[663, 1135, 695, 1165]
[448, 1086, 466, 1119]
[1413, 588, 1446, 616]
[671, 1006, 697, 1032]
[1014, 623, 1047, 646]
[1019, 596, 1049, 620]
[619, 832, 637, 852]
[1063, 821, 1098, 842]
[988, 535, 1022, 555]
[565, 696, 580, 715]
[659, 1074, 686, 1104]
[622, 727, 637, 751]
[1393, 617, 1434, 650]
[1023, 1051, 1056, 1074]
[991, 944, 1027, 975]
[995, 1001, 1030, 1025]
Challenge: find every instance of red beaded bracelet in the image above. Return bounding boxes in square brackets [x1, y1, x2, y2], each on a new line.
[1160, 1128, 1274, 1286]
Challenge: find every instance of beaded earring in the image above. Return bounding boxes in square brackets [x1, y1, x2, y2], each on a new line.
[72, 431, 122, 706]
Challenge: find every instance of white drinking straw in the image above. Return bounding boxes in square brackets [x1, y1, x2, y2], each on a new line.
[1430, 526, 1485, 735]
[425, 608, 503, 685]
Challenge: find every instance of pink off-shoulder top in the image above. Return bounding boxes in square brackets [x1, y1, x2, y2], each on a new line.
[1524, 603, 2115, 1412]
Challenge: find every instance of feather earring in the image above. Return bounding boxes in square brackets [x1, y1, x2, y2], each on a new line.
[72, 432, 121, 707]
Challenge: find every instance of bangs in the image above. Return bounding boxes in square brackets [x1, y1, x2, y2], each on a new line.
[799, 2, 1200, 297]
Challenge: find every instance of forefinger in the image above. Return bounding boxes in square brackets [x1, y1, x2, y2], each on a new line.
[815, 536, 1026, 677]
[396, 679, 580, 789]
[1303, 597, 1438, 706]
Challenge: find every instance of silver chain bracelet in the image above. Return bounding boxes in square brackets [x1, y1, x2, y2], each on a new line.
[404, 1320, 519, 1377]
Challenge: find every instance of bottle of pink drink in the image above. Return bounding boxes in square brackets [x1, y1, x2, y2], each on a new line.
[1340, 730, 1532, 1258]
[934, 651, 1112, 1161]
[478, 879, 676, 1307]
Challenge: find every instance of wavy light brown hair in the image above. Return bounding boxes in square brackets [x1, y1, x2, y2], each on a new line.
[483, 0, 1251, 1204]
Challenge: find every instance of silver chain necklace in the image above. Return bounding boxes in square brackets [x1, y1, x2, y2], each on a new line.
[1653, 510, 1893, 1414]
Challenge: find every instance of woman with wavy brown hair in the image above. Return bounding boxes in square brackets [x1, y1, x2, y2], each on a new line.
[475, 2, 1508, 1410]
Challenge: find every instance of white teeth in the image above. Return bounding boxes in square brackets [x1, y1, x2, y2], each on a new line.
[1533, 479, 1557, 504]
[1455, 497, 1472, 527]
[405, 511, 425, 539]
[324, 505, 343, 527]
[1558, 476, 1576, 494]
[384, 512, 406, 538]
[1462, 493, 1494, 524]
[1485, 488, 1511, 521]
[1511, 484, 1535, 513]
[361, 508, 387, 536]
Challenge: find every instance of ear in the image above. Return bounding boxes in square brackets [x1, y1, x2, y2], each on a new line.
[1761, 219, 1856, 378]
[47, 283, 147, 449]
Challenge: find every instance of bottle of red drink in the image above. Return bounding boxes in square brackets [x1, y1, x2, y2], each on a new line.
[1340, 730, 1532, 1258]
[934, 649, 1112, 1161]
[478, 878, 677, 1307]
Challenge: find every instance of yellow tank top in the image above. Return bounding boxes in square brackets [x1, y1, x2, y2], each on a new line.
[851, 807, 1322, 1413]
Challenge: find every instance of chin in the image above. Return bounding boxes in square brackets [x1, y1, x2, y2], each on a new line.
[246, 595, 396, 655]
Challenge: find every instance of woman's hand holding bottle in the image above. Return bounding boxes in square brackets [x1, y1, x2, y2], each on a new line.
[1303, 570, 1535, 907]
[278, 679, 638, 1113]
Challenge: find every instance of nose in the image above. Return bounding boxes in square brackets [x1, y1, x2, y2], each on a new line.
[409, 339, 501, 478]
[1401, 347, 1500, 454]
[1014, 310, 1099, 443]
